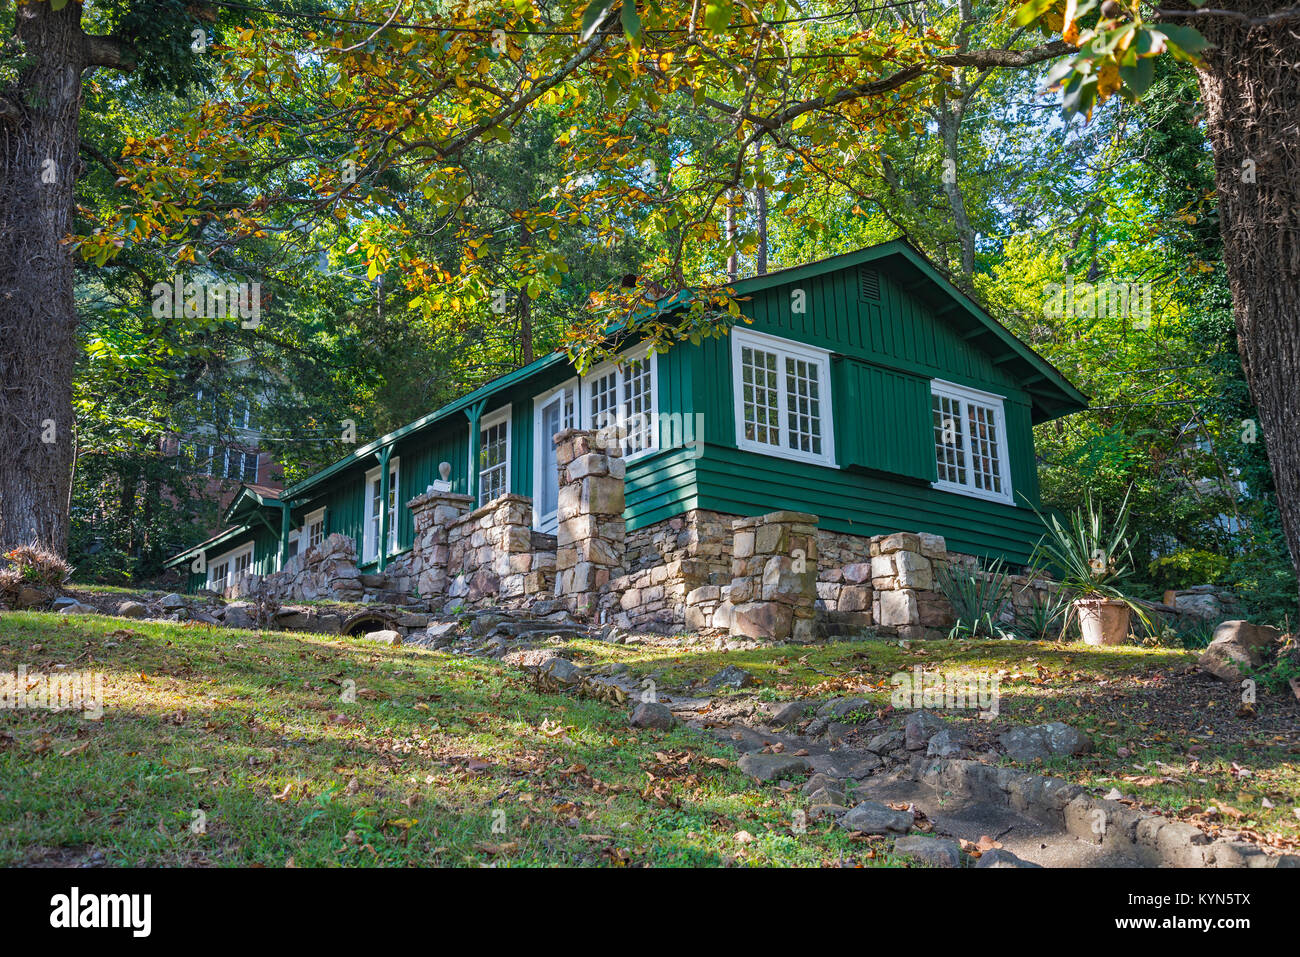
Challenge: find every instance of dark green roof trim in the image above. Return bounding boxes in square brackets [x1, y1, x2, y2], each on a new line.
[221, 485, 280, 526]
[267, 241, 1087, 511]
[279, 351, 572, 501]
[162, 523, 257, 568]
[730, 240, 1088, 422]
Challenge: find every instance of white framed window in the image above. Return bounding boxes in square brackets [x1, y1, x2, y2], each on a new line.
[363, 457, 400, 562]
[287, 532, 300, 559]
[207, 543, 253, 592]
[532, 380, 578, 533]
[304, 507, 326, 551]
[476, 410, 511, 507]
[208, 558, 230, 593]
[581, 350, 658, 460]
[930, 379, 1014, 505]
[730, 328, 834, 467]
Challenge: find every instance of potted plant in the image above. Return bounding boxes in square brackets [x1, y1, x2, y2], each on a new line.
[1030, 491, 1150, 646]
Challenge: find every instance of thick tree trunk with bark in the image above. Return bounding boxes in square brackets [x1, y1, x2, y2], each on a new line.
[0, 2, 89, 555]
[1192, 4, 1300, 590]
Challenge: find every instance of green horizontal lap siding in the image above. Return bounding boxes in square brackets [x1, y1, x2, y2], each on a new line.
[685, 263, 1048, 563]
[694, 445, 1044, 564]
[832, 358, 936, 482]
[624, 341, 700, 530]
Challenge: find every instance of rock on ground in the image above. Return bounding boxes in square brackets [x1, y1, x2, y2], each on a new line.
[116, 601, 147, 619]
[998, 722, 1093, 762]
[364, 629, 402, 646]
[893, 835, 962, 868]
[705, 665, 756, 690]
[904, 710, 947, 750]
[975, 848, 1042, 869]
[1199, 620, 1281, 682]
[839, 801, 913, 834]
[629, 702, 676, 729]
[737, 752, 811, 783]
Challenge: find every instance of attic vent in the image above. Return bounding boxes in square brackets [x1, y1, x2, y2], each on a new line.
[858, 267, 880, 301]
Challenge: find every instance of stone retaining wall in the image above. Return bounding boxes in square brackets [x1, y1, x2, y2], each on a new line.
[604, 509, 735, 632]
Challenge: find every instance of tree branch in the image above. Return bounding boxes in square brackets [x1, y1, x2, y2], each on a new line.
[83, 33, 133, 71]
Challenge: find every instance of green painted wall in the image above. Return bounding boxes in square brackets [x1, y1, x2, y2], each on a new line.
[180, 257, 1062, 571]
[684, 265, 1048, 563]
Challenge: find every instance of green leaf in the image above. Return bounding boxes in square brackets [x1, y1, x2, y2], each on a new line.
[49, 0, 70, 10]
[1157, 24, 1214, 57]
[704, 0, 732, 32]
[581, 0, 614, 42]
[1118, 56, 1155, 97]
[621, 0, 642, 46]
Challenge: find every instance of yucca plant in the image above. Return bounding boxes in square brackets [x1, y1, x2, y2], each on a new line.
[935, 558, 1012, 639]
[1029, 490, 1151, 630]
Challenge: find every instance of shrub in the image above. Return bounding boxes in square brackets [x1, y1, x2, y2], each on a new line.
[935, 559, 1012, 639]
[1247, 636, 1300, 697]
[1147, 549, 1230, 591]
[2, 544, 73, 588]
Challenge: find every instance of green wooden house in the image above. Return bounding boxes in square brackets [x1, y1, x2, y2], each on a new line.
[166, 240, 1086, 594]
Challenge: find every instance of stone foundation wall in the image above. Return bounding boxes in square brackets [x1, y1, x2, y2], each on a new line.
[721, 510, 820, 643]
[605, 509, 737, 632]
[251, 533, 365, 602]
[445, 494, 556, 611]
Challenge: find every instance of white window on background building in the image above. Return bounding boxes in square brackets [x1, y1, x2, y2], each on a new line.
[930, 379, 1013, 505]
[363, 458, 400, 562]
[730, 328, 833, 467]
[477, 412, 510, 507]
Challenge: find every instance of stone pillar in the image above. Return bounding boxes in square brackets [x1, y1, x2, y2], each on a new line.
[727, 510, 819, 643]
[554, 428, 626, 619]
[407, 489, 473, 604]
[870, 532, 953, 639]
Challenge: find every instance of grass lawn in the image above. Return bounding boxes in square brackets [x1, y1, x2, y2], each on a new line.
[565, 636, 1300, 849]
[0, 612, 894, 868]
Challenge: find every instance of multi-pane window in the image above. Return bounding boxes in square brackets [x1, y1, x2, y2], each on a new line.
[740, 346, 780, 447]
[621, 358, 654, 455]
[784, 356, 823, 457]
[233, 550, 253, 580]
[732, 330, 833, 466]
[242, 451, 259, 483]
[930, 380, 1012, 504]
[478, 418, 509, 506]
[364, 460, 399, 561]
[209, 559, 230, 592]
[583, 354, 658, 458]
[588, 369, 619, 434]
[306, 510, 325, 550]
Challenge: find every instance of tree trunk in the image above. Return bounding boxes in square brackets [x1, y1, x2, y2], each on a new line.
[0, 2, 90, 555]
[1193, 5, 1300, 591]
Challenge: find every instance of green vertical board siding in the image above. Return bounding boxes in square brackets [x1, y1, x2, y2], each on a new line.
[686, 263, 1049, 563]
[205, 254, 1064, 571]
[832, 357, 937, 482]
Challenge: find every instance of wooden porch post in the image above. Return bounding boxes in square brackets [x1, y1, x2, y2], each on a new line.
[464, 399, 487, 506]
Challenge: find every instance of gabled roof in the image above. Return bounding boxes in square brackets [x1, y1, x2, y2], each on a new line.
[164, 240, 1086, 567]
[730, 239, 1088, 423]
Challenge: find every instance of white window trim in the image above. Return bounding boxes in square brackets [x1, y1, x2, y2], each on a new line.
[362, 457, 400, 563]
[929, 378, 1015, 506]
[303, 507, 326, 551]
[730, 327, 836, 468]
[532, 378, 578, 532]
[208, 542, 254, 591]
[472, 409, 511, 508]
[580, 348, 659, 463]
